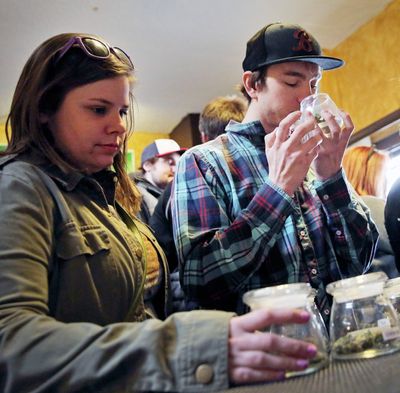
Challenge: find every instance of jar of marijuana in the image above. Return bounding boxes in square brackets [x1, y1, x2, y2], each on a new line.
[327, 272, 400, 360]
[384, 277, 400, 316]
[243, 283, 329, 377]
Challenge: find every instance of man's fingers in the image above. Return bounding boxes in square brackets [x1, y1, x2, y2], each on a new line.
[289, 114, 318, 144]
[265, 131, 277, 148]
[340, 111, 354, 140]
[341, 111, 354, 130]
[320, 110, 341, 139]
[275, 111, 302, 142]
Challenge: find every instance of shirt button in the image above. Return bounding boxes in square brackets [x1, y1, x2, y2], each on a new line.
[323, 194, 329, 201]
[324, 309, 330, 315]
[300, 230, 306, 237]
[195, 364, 214, 384]
[311, 268, 318, 275]
[335, 230, 342, 236]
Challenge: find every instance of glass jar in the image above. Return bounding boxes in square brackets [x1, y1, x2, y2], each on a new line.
[384, 277, 400, 316]
[243, 283, 329, 378]
[326, 272, 400, 360]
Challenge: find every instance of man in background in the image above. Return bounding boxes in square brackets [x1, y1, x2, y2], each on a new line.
[131, 139, 185, 224]
[150, 95, 247, 311]
[199, 95, 248, 143]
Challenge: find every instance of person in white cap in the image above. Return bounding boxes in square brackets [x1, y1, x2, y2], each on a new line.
[131, 138, 186, 224]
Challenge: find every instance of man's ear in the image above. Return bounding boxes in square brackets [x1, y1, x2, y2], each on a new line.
[142, 160, 153, 173]
[242, 71, 258, 100]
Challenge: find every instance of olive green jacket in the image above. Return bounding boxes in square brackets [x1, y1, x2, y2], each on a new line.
[0, 152, 233, 392]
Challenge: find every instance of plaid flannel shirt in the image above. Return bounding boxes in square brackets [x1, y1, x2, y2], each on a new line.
[172, 120, 378, 319]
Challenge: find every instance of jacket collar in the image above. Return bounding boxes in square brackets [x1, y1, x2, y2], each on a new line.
[10, 149, 117, 197]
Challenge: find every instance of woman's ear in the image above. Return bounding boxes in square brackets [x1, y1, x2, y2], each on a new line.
[242, 71, 258, 100]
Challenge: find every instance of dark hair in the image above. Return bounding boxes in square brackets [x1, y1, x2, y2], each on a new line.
[240, 67, 268, 103]
[199, 95, 248, 142]
[4, 33, 141, 215]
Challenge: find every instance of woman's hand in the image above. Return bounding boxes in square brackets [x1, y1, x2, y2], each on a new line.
[228, 308, 317, 384]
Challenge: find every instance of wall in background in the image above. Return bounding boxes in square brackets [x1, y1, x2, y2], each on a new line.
[321, 0, 399, 132]
[0, 124, 6, 145]
[170, 113, 201, 149]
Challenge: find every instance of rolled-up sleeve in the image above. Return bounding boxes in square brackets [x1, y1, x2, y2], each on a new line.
[314, 169, 378, 276]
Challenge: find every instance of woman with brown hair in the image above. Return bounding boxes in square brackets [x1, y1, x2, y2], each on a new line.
[0, 33, 317, 392]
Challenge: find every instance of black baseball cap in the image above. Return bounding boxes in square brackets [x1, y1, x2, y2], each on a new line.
[242, 22, 344, 72]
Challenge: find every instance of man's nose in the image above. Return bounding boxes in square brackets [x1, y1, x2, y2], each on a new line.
[297, 84, 313, 104]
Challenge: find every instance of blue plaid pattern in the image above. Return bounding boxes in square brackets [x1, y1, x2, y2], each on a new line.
[172, 120, 378, 318]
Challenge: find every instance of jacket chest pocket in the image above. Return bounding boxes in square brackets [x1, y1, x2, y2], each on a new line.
[52, 222, 120, 323]
[55, 222, 111, 260]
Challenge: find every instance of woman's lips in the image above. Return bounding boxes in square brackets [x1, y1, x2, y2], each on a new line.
[98, 143, 120, 153]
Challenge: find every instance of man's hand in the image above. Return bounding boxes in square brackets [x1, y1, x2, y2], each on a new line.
[311, 110, 354, 180]
[265, 111, 322, 196]
[228, 309, 317, 384]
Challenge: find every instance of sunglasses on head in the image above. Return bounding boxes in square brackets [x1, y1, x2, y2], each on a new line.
[54, 36, 134, 68]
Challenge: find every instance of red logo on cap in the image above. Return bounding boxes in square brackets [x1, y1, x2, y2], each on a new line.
[292, 30, 314, 52]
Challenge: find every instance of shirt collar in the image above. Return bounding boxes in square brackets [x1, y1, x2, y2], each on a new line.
[225, 120, 266, 146]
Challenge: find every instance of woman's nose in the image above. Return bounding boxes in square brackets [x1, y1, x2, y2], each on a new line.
[106, 113, 126, 135]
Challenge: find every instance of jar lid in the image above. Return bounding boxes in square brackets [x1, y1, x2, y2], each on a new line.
[243, 283, 311, 310]
[384, 277, 400, 298]
[326, 272, 388, 302]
